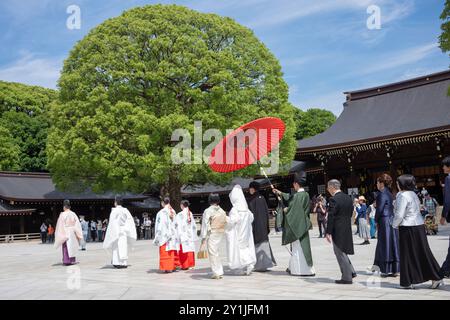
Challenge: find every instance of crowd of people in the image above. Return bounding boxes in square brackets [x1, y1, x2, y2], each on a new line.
[51, 156, 450, 290]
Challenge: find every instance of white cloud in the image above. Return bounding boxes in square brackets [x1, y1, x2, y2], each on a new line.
[245, 0, 376, 29]
[382, 0, 415, 24]
[0, 53, 62, 89]
[354, 42, 439, 76]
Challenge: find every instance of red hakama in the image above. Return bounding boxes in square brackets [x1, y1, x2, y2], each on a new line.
[179, 244, 195, 269]
[159, 244, 177, 271]
[174, 250, 181, 268]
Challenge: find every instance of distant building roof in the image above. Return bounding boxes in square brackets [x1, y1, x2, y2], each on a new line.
[181, 177, 273, 196]
[182, 161, 304, 196]
[0, 172, 147, 202]
[129, 196, 161, 211]
[297, 70, 450, 153]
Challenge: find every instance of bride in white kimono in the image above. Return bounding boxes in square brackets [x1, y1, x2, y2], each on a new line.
[54, 200, 83, 266]
[103, 197, 137, 268]
[226, 185, 257, 275]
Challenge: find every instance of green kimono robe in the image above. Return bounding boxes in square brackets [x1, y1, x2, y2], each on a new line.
[280, 190, 313, 267]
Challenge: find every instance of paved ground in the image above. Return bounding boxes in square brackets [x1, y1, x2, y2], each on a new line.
[1, 225, 450, 300]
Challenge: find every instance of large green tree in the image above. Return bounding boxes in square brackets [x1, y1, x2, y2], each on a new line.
[293, 107, 336, 140]
[0, 81, 56, 171]
[47, 4, 296, 204]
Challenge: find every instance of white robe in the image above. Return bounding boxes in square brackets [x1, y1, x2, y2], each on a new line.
[226, 185, 257, 271]
[54, 210, 83, 258]
[287, 188, 316, 276]
[289, 240, 316, 276]
[103, 206, 137, 266]
[176, 208, 198, 253]
[153, 205, 179, 251]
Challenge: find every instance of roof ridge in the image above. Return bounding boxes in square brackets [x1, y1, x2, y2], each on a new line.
[344, 69, 450, 101]
[0, 171, 51, 178]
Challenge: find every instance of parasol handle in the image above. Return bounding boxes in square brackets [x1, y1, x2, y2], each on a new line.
[257, 161, 275, 189]
[247, 144, 275, 189]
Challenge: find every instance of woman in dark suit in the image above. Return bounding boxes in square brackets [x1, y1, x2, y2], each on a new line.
[373, 173, 400, 277]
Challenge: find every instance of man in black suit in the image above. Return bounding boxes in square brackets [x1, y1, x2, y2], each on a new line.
[326, 179, 356, 284]
[439, 156, 450, 279]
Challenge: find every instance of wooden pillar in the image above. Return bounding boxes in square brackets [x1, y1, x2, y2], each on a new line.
[52, 204, 58, 225]
[323, 170, 328, 188]
[389, 161, 397, 182]
[20, 215, 25, 234]
[90, 204, 95, 220]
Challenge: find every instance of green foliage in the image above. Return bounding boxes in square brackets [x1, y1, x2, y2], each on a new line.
[47, 4, 296, 197]
[293, 107, 336, 140]
[439, 0, 450, 96]
[440, 0, 450, 53]
[0, 125, 20, 171]
[0, 81, 57, 171]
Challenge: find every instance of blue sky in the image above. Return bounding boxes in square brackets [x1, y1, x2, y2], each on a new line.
[0, 0, 448, 115]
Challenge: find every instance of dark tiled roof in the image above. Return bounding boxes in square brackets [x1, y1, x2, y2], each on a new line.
[297, 70, 450, 152]
[0, 172, 147, 202]
[129, 196, 161, 210]
[182, 161, 303, 196]
[0, 201, 35, 214]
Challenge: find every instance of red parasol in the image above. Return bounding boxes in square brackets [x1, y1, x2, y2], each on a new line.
[208, 117, 286, 186]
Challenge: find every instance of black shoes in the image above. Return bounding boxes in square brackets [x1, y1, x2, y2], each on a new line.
[335, 280, 352, 284]
[359, 240, 370, 245]
[352, 273, 357, 278]
[380, 273, 398, 278]
[113, 265, 128, 269]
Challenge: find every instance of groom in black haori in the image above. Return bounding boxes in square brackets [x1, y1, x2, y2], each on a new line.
[247, 181, 277, 272]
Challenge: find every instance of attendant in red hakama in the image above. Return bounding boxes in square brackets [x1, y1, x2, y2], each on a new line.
[153, 198, 179, 273]
[176, 200, 198, 270]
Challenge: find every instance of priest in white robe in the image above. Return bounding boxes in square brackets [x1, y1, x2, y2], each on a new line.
[176, 200, 197, 270]
[226, 185, 257, 275]
[54, 200, 83, 266]
[103, 196, 137, 268]
[153, 197, 179, 272]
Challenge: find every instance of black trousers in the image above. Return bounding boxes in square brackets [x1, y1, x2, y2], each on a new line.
[40, 232, 47, 244]
[440, 236, 450, 278]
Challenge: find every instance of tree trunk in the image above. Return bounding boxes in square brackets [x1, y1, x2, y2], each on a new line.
[162, 169, 182, 209]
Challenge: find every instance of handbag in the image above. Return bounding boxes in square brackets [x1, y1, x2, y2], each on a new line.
[197, 241, 208, 259]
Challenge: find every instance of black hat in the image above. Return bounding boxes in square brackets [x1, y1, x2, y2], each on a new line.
[294, 171, 307, 186]
[249, 181, 260, 191]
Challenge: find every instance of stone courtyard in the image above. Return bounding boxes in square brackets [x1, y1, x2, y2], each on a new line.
[1, 225, 449, 300]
